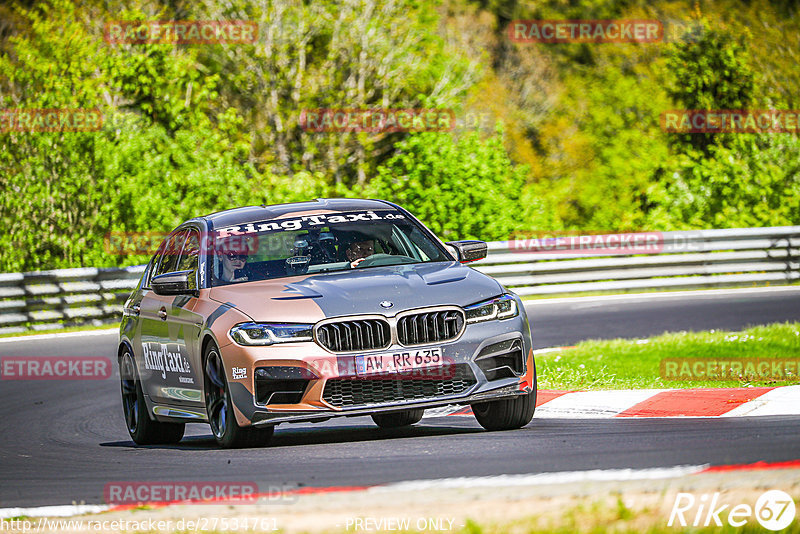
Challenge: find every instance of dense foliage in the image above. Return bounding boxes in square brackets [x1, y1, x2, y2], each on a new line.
[0, 0, 798, 271]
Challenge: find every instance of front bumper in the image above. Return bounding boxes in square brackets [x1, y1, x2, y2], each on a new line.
[250, 380, 526, 426]
[221, 304, 534, 427]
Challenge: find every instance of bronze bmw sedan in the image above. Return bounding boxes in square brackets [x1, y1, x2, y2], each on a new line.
[118, 199, 536, 448]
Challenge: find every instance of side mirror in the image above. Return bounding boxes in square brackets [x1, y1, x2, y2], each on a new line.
[445, 240, 488, 263]
[151, 270, 197, 296]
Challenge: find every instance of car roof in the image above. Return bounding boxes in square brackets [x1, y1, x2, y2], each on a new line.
[199, 198, 396, 229]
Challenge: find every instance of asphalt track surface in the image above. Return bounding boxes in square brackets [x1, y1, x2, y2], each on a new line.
[1, 288, 799, 507]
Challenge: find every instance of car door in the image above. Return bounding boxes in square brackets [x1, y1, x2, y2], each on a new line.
[166, 227, 204, 410]
[138, 229, 203, 409]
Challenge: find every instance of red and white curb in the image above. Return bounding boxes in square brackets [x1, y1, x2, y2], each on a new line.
[425, 385, 800, 418]
[2, 460, 798, 520]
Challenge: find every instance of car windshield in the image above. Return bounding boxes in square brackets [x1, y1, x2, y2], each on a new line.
[210, 208, 450, 285]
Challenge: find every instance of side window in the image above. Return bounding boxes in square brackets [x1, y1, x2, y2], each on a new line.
[407, 226, 441, 261]
[154, 230, 188, 277]
[144, 238, 168, 289]
[142, 256, 156, 289]
[177, 229, 200, 289]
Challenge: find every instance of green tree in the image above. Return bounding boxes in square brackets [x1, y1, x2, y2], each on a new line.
[648, 13, 799, 229]
[368, 128, 554, 241]
[647, 134, 800, 229]
[551, 54, 672, 231]
[665, 19, 757, 153]
[192, 0, 480, 185]
[0, 1, 264, 271]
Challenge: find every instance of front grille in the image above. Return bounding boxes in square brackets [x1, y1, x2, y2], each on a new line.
[316, 319, 391, 352]
[397, 309, 464, 346]
[322, 364, 477, 408]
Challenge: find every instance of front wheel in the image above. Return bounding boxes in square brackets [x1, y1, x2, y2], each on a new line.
[471, 392, 536, 431]
[120, 350, 185, 445]
[371, 409, 425, 428]
[204, 343, 273, 448]
[471, 371, 537, 431]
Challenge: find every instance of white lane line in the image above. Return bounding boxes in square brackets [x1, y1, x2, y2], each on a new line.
[722, 385, 800, 417]
[0, 328, 117, 344]
[369, 465, 709, 492]
[523, 285, 800, 307]
[535, 389, 667, 418]
[0, 504, 110, 519]
[0, 465, 708, 519]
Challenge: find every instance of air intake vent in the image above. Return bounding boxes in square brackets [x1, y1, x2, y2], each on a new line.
[322, 364, 477, 408]
[316, 319, 391, 352]
[397, 310, 464, 346]
[254, 366, 315, 405]
[475, 339, 524, 381]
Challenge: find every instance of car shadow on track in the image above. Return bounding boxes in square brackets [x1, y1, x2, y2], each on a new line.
[99, 417, 485, 451]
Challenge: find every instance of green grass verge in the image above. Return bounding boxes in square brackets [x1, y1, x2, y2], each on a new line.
[453, 506, 800, 534]
[537, 322, 800, 390]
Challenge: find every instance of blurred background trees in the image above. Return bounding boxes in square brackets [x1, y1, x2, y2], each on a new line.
[1, 0, 798, 271]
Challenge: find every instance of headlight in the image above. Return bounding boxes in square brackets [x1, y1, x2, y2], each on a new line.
[464, 294, 519, 323]
[230, 323, 314, 346]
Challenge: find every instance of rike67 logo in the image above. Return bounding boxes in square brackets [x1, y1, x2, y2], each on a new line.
[669, 490, 796, 531]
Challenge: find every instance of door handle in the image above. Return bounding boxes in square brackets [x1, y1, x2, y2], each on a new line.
[158, 307, 168, 320]
[124, 304, 140, 317]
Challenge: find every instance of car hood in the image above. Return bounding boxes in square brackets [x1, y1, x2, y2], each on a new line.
[208, 261, 503, 322]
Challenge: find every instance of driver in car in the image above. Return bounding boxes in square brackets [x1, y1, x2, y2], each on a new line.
[346, 239, 375, 268]
[213, 251, 249, 285]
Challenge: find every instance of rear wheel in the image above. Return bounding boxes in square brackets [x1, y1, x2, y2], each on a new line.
[371, 409, 425, 428]
[120, 350, 185, 445]
[204, 343, 273, 448]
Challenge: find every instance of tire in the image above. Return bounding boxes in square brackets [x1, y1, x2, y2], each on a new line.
[204, 343, 273, 449]
[371, 409, 425, 428]
[120, 349, 185, 445]
[471, 372, 537, 431]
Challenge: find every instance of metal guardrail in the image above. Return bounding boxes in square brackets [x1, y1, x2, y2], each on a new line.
[472, 226, 800, 296]
[0, 227, 798, 335]
[0, 266, 145, 335]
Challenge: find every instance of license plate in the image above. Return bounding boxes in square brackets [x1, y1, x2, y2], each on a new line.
[355, 348, 443, 376]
